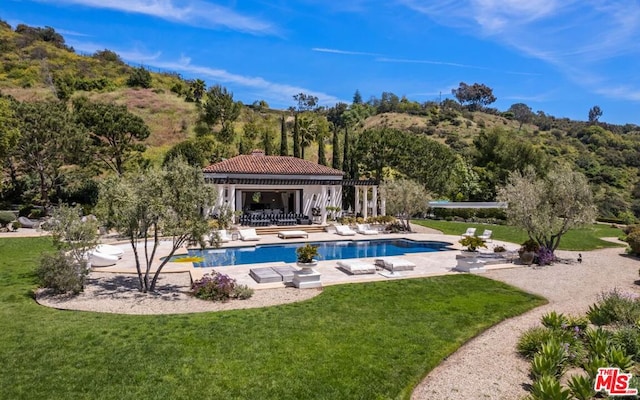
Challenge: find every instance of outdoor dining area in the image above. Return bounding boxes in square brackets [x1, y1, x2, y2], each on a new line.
[238, 211, 311, 227]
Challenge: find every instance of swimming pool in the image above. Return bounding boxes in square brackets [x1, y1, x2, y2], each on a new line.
[181, 239, 454, 268]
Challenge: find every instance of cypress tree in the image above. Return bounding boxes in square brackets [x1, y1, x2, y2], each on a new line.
[332, 126, 341, 170]
[279, 114, 288, 156]
[342, 125, 350, 176]
[293, 113, 300, 158]
[318, 134, 327, 166]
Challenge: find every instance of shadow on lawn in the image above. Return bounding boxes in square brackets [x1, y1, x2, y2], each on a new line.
[85, 273, 189, 301]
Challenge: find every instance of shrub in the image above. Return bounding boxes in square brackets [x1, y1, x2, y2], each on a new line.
[627, 230, 640, 255]
[190, 272, 253, 302]
[528, 375, 571, 400]
[587, 289, 640, 326]
[531, 339, 567, 379]
[0, 210, 16, 226]
[613, 326, 640, 362]
[537, 247, 556, 266]
[36, 251, 88, 294]
[567, 374, 595, 400]
[11, 221, 21, 231]
[518, 327, 554, 359]
[541, 311, 568, 330]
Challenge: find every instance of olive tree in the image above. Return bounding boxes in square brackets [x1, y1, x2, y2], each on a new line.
[379, 178, 430, 232]
[96, 158, 216, 292]
[497, 166, 597, 253]
[48, 204, 99, 264]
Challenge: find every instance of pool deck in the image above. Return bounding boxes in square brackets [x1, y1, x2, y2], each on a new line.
[93, 230, 524, 289]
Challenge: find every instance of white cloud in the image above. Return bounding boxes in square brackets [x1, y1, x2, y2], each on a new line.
[312, 48, 382, 57]
[398, 0, 640, 102]
[68, 39, 340, 106]
[36, 0, 277, 35]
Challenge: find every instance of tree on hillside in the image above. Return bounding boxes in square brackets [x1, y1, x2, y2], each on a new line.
[201, 85, 241, 144]
[127, 66, 152, 89]
[379, 178, 430, 232]
[297, 114, 316, 159]
[508, 103, 534, 131]
[293, 113, 300, 158]
[14, 101, 88, 212]
[353, 89, 363, 105]
[0, 96, 19, 163]
[188, 79, 206, 103]
[74, 99, 150, 175]
[96, 158, 216, 292]
[588, 105, 603, 124]
[472, 127, 549, 200]
[451, 82, 496, 111]
[293, 92, 318, 112]
[327, 103, 348, 170]
[279, 115, 288, 156]
[498, 166, 596, 253]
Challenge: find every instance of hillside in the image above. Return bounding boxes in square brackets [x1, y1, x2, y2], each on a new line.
[1, 21, 639, 222]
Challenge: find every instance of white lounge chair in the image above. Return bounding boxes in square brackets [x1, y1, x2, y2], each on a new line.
[88, 251, 118, 267]
[239, 228, 261, 241]
[334, 225, 356, 236]
[209, 229, 232, 243]
[18, 216, 39, 229]
[374, 257, 416, 271]
[94, 244, 124, 259]
[478, 229, 493, 242]
[337, 260, 376, 275]
[461, 227, 476, 238]
[277, 230, 308, 239]
[356, 224, 378, 235]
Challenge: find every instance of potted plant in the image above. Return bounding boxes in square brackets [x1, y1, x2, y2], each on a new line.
[296, 244, 319, 270]
[518, 239, 540, 266]
[459, 236, 487, 253]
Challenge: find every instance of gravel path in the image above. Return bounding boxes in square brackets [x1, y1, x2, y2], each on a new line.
[412, 245, 640, 400]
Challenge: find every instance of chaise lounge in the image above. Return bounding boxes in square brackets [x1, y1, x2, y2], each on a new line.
[239, 228, 261, 241]
[336, 259, 377, 275]
[374, 257, 416, 271]
[356, 224, 378, 235]
[334, 225, 356, 236]
[461, 227, 476, 238]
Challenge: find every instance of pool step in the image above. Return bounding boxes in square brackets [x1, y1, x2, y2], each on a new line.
[251, 225, 328, 236]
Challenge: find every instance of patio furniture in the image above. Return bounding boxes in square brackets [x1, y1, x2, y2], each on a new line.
[239, 228, 261, 241]
[336, 260, 376, 275]
[478, 229, 493, 242]
[18, 216, 39, 229]
[453, 258, 487, 273]
[461, 227, 476, 238]
[209, 229, 232, 243]
[272, 265, 297, 283]
[334, 225, 356, 236]
[249, 267, 282, 283]
[356, 223, 378, 235]
[94, 244, 124, 259]
[374, 257, 416, 271]
[88, 250, 119, 267]
[277, 230, 309, 239]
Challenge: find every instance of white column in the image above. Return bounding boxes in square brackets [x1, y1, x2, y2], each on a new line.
[372, 186, 378, 217]
[381, 197, 386, 216]
[321, 185, 328, 224]
[217, 186, 224, 212]
[354, 186, 360, 215]
[362, 187, 368, 219]
[229, 185, 236, 223]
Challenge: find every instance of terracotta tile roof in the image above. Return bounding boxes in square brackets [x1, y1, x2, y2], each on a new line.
[203, 152, 345, 176]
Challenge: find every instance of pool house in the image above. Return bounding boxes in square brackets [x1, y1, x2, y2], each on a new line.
[203, 150, 382, 225]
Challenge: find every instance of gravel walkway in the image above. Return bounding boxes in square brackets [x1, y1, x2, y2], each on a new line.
[412, 245, 640, 400]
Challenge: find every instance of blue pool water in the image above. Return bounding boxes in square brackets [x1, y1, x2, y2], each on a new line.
[182, 239, 453, 268]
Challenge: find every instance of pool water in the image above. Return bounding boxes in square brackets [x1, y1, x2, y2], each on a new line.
[180, 239, 453, 268]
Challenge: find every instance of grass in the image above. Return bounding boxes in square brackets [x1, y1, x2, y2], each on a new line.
[0, 237, 545, 399]
[412, 219, 625, 251]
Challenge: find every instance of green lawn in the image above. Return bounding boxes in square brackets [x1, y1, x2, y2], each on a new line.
[412, 219, 625, 251]
[0, 237, 545, 400]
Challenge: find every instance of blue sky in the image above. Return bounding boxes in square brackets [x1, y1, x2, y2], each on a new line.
[3, 0, 640, 125]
